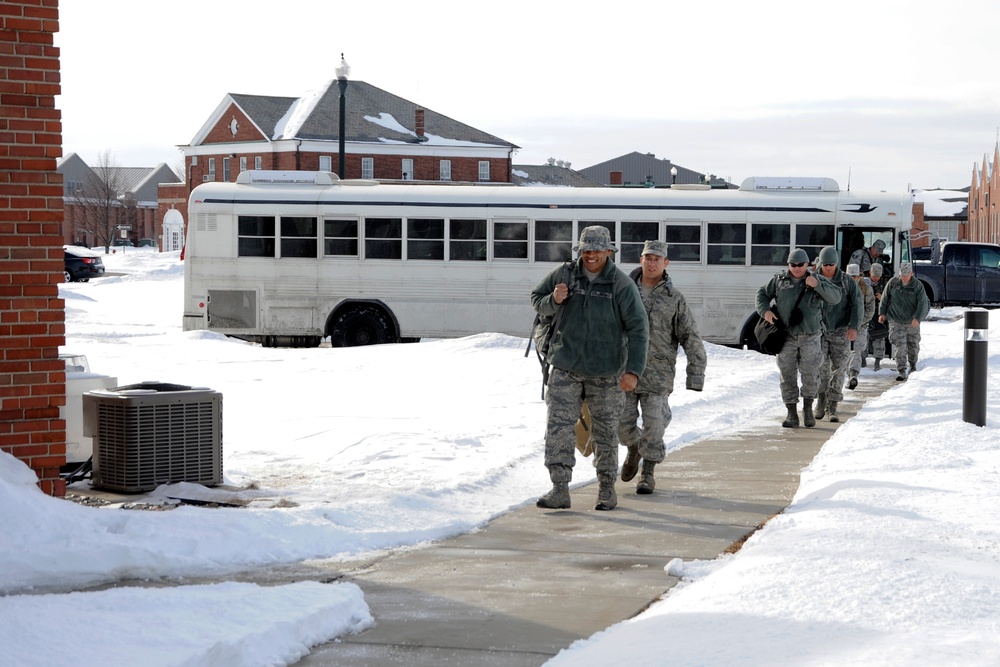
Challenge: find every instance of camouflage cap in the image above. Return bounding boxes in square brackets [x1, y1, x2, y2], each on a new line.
[899, 261, 913, 275]
[873, 239, 886, 252]
[573, 225, 617, 253]
[641, 240, 668, 257]
[870, 262, 884, 276]
[846, 263, 860, 276]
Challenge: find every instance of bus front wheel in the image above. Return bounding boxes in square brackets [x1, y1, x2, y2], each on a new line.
[329, 305, 396, 347]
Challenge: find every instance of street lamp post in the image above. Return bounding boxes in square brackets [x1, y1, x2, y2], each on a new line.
[670, 166, 678, 185]
[336, 54, 350, 178]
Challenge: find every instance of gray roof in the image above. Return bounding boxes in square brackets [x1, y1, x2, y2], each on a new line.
[229, 81, 518, 148]
[511, 164, 603, 187]
[578, 151, 732, 188]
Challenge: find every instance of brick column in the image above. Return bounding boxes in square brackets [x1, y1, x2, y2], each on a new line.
[0, 0, 67, 496]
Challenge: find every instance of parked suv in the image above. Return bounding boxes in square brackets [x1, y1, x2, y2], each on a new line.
[64, 245, 105, 282]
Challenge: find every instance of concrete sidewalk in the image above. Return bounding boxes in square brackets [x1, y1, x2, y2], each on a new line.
[296, 374, 897, 666]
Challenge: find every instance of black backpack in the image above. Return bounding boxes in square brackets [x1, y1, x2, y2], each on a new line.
[525, 261, 575, 399]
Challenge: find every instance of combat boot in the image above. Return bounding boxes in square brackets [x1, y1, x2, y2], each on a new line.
[848, 376, 858, 390]
[595, 474, 617, 511]
[620, 445, 640, 482]
[636, 460, 656, 495]
[828, 401, 839, 423]
[874, 359, 881, 371]
[536, 482, 570, 509]
[815, 392, 827, 420]
[803, 399, 816, 428]
[782, 403, 799, 428]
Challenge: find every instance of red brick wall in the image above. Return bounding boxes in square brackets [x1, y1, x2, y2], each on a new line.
[0, 0, 67, 496]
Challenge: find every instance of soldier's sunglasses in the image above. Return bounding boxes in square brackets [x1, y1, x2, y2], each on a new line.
[788, 262, 807, 268]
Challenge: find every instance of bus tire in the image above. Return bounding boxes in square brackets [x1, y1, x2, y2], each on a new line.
[329, 305, 396, 347]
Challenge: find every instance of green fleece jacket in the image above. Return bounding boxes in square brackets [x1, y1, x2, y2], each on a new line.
[531, 257, 648, 378]
[755, 270, 842, 335]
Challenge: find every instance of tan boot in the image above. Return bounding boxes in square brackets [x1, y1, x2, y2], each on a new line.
[620, 445, 640, 482]
[536, 482, 570, 509]
[595, 474, 617, 511]
[636, 460, 656, 495]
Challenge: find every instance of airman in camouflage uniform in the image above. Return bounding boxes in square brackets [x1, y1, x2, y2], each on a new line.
[846, 263, 876, 389]
[756, 248, 841, 428]
[618, 240, 706, 495]
[866, 263, 889, 370]
[815, 246, 863, 422]
[878, 261, 929, 381]
[530, 226, 648, 511]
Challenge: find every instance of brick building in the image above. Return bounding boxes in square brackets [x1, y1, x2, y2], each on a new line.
[1, 0, 67, 496]
[159, 77, 519, 238]
[969, 144, 1000, 244]
[58, 152, 178, 248]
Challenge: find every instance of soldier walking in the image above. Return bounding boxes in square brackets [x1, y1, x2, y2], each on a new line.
[815, 247, 863, 422]
[878, 262, 929, 381]
[846, 263, 876, 389]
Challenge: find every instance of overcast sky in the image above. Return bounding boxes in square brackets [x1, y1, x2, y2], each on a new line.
[57, 0, 1000, 192]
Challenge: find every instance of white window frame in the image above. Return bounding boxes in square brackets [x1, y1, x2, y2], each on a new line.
[319, 155, 332, 172]
[208, 158, 216, 178]
[478, 161, 490, 182]
[254, 156, 262, 170]
[402, 159, 414, 181]
[240, 157, 247, 172]
[440, 160, 451, 181]
[361, 157, 374, 180]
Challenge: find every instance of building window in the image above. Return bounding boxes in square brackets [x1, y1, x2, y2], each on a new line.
[254, 156, 262, 170]
[319, 155, 332, 172]
[223, 157, 231, 182]
[478, 161, 490, 182]
[240, 157, 247, 172]
[402, 159, 413, 181]
[361, 158, 374, 180]
[534, 220, 573, 262]
[208, 158, 216, 180]
[493, 219, 528, 260]
[440, 160, 451, 181]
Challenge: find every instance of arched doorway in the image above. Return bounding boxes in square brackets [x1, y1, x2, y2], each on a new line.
[163, 208, 185, 252]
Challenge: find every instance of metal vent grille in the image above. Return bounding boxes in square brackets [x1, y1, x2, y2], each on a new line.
[196, 212, 217, 232]
[84, 384, 222, 493]
[207, 289, 257, 330]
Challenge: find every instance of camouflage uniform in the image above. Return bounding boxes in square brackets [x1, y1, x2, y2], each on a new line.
[848, 276, 876, 381]
[817, 268, 863, 405]
[756, 251, 841, 426]
[868, 272, 889, 363]
[879, 265, 929, 378]
[618, 266, 706, 466]
[530, 227, 648, 508]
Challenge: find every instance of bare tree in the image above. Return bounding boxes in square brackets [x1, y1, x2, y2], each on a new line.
[74, 150, 129, 253]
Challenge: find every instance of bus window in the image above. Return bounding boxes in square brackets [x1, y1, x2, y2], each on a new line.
[280, 217, 318, 258]
[493, 220, 527, 260]
[365, 218, 402, 259]
[751, 223, 791, 266]
[238, 215, 275, 257]
[407, 218, 444, 260]
[707, 223, 746, 265]
[449, 219, 487, 261]
[665, 225, 700, 262]
[796, 224, 835, 261]
[448, 218, 486, 262]
[324, 219, 358, 256]
[621, 220, 659, 264]
[534, 220, 572, 263]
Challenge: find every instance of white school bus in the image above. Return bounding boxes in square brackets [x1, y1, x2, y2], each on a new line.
[182, 171, 913, 349]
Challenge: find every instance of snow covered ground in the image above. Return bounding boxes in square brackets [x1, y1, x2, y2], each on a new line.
[1, 247, 998, 666]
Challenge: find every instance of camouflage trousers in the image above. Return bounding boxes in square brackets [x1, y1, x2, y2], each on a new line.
[869, 332, 887, 360]
[888, 320, 921, 371]
[848, 325, 869, 378]
[818, 328, 852, 402]
[618, 391, 669, 464]
[777, 331, 823, 404]
[544, 368, 624, 483]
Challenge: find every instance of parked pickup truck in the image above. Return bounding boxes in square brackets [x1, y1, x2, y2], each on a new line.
[914, 241, 1000, 306]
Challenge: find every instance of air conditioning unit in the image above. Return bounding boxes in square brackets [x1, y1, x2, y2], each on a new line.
[202, 175, 213, 182]
[83, 382, 223, 493]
